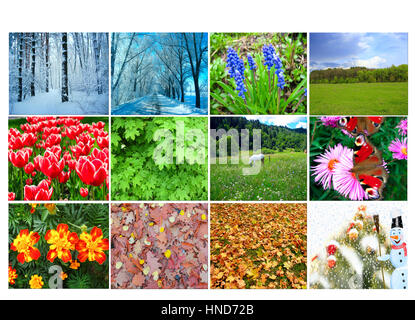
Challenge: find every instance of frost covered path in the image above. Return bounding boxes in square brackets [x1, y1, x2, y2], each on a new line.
[112, 94, 207, 115]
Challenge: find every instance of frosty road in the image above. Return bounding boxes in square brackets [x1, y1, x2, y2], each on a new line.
[112, 94, 207, 115]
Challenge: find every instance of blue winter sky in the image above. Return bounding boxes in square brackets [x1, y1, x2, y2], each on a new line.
[244, 116, 307, 130]
[310, 33, 408, 71]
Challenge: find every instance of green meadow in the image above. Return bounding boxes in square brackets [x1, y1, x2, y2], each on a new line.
[310, 82, 408, 115]
[210, 152, 307, 201]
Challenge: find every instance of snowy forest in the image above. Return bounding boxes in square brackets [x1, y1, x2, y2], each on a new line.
[9, 33, 109, 115]
[111, 33, 208, 115]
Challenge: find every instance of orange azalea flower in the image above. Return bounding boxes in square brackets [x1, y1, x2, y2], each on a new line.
[8, 266, 18, 285]
[70, 259, 80, 270]
[45, 223, 79, 263]
[10, 229, 41, 264]
[76, 227, 109, 264]
[60, 272, 68, 280]
[29, 274, 44, 289]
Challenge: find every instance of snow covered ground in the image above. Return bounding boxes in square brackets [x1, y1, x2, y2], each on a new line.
[10, 90, 109, 115]
[112, 94, 208, 115]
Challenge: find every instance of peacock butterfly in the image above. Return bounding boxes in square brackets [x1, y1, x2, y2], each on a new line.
[338, 117, 383, 136]
[352, 134, 388, 200]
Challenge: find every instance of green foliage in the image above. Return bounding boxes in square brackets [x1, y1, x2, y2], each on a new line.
[310, 65, 408, 84]
[309, 117, 407, 200]
[9, 203, 109, 289]
[310, 83, 408, 115]
[111, 117, 208, 200]
[210, 33, 307, 115]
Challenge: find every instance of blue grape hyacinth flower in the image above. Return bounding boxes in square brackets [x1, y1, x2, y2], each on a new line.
[262, 44, 276, 71]
[247, 54, 257, 70]
[226, 47, 247, 99]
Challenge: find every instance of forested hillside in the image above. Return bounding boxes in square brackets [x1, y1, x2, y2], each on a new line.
[310, 64, 408, 84]
[211, 117, 306, 152]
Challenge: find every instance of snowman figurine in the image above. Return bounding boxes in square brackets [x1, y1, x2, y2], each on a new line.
[378, 214, 408, 289]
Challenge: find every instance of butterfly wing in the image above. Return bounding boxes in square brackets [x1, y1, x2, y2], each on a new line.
[352, 134, 388, 200]
[338, 116, 383, 136]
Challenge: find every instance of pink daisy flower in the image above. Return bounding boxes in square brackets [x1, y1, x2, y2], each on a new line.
[396, 118, 407, 136]
[311, 144, 352, 190]
[389, 137, 407, 160]
[332, 151, 368, 201]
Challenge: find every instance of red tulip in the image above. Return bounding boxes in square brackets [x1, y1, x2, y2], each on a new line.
[24, 180, 53, 201]
[58, 170, 71, 184]
[75, 156, 107, 186]
[80, 187, 89, 198]
[97, 136, 109, 149]
[24, 162, 35, 175]
[8, 192, 16, 201]
[9, 149, 30, 168]
[39, 152, 65, 179]
[26, 178, 33, 185]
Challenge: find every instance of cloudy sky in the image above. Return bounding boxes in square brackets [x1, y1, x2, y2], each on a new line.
[244, 116, 307, 129]
[310, 33, 408, 71]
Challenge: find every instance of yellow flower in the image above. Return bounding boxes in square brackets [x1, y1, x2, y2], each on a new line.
[60, 272, 68, 280]
[44, 203, 57, 215]
[76, 227, 109, 264]
[179, 210, 184, 216]
[201, 214, 207, 220]
[139, 259, 145, 265]
[29, 275, 44, 289]
[8, 266, 18, 285]
[10, 229, 41, 264]
[164, 249, 172, 259]
[160, 227, 165, 233]
[45, 224, 79, 263]
[69, 260, 80, 270]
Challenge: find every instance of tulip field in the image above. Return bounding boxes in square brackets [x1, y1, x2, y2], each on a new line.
[8, 116, 109, 201]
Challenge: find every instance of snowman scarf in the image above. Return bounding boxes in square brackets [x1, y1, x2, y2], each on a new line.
[391, 242, 407, 256]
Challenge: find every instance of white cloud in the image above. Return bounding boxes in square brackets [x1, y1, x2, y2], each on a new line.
[296, 122, 307, 129]
[351, 56, 387, 68]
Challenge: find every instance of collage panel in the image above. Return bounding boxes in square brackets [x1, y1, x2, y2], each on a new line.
[111, 116, 208, 201]
[210, 203, 307, 289]
[210, 116, 307, 201]
[309, 116, 407, 201]
[8, 203, 109, 289]
[308, 202, 407, 289]
[111, 33, 208, 115]
[210, 32, 307, 115]
[309, 32, 408, 115]
[9, 32, 109, 115]
[8, 116, 109, 201]
[111, 203, 208, 289]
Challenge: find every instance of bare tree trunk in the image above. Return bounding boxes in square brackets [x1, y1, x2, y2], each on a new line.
[45, 33, 49, 93]
[93, 33, 102, 94]
[30, 33, 36, 96]
[17, 33, 24, 102]
[61, 32, 69, 102]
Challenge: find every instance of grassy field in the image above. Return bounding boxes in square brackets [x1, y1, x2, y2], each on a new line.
[210, 152, 307, 201]
[310, 82, 408, 115]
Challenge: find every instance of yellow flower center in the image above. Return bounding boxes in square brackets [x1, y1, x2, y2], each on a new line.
[401, 147, 407, 155]
[327, 158, 339, 171]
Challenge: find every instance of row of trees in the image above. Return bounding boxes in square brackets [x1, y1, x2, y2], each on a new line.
[111, 33, 208, 107]
[9, 33, 109, 104]
[211, 117, 307, 153]
[310, 65, 408, 84]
